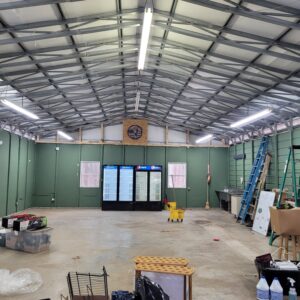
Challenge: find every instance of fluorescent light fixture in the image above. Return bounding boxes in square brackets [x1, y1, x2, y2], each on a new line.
[135, 90, 141, 111]
[138, 1, 153, 70]
[1, 99, 39, 120]
[57, 130, 73, 141]
[196, 134, 213, 143]
[230, 109, 272, 128]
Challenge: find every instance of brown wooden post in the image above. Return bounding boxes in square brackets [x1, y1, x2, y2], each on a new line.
[79, 127, 82, 143]
[100, 123, 104, 143]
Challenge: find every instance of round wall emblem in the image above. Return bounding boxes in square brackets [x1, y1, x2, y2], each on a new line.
[127, 125, 143, 140]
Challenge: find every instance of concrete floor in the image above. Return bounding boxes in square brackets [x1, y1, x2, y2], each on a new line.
[0, 208, 276, 300]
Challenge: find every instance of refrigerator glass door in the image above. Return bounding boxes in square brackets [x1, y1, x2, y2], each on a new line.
[135, 172, 148, 202]
[103, 166, 118, 201]
[119, 166, 134, 201]
[150, 172, 161, 201]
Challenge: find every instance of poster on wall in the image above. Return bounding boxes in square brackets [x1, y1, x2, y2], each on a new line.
[80, 161, 101, 188]
[168, 163, 186, 188]
[252, 191, 276, 236]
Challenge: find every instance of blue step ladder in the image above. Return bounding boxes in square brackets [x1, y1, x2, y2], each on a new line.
[237, 136, 269, 224]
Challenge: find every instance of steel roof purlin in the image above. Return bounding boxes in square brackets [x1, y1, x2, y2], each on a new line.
[0, 0, 298, 140]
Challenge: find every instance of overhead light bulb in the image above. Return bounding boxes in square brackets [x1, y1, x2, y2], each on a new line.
[230, 109, 272, 128]
[1, 99, 39, 120]
[138, 1, 153, 70]
[135, 90, 141, 112]
[196, 134, 213, 143]
[57, 130, 73, 141]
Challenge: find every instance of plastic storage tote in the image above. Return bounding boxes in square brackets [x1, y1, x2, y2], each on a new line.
[6, 227, 53, 253]
[0, 229, 8, 247]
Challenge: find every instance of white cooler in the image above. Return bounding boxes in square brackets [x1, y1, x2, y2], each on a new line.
[231, 195, 242, 216]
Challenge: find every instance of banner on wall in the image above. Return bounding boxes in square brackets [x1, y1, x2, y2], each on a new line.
[168, 163, 186, 188]
[80, 161, 101, 188]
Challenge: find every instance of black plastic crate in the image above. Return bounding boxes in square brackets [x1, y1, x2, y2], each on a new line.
[262, 265, 300, 295]
[111, 291, 135, 300]
[255, 254, 300, 295]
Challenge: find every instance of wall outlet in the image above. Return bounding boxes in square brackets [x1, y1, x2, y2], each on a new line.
[55, 147, 59, 151]
[51, 198, 55, 202]
[0, 140, 3, 145]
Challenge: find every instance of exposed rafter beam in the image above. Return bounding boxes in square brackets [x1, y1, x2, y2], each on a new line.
[0, 0, 83, 10]
[182, 0, 300, 29]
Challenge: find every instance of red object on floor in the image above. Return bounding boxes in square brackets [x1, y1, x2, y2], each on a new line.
[213, 237, 220, 241]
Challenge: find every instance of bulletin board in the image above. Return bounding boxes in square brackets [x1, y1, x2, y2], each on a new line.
[168, 163, 186, 188]
[252, 191, 275, 236]
[80, 161, 101, 188]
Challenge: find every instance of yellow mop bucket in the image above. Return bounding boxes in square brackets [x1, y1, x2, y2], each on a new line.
[168, 208, 185, 222]
[166, 202, 177, 211]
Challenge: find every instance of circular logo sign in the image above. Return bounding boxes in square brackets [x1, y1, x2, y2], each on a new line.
[127, 125, 143, 140]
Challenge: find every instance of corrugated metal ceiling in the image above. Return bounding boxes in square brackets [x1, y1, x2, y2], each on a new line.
[0, 0, 299, 140]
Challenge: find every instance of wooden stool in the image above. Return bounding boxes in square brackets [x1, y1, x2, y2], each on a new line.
[135, 263, 194, 300]
[278, 235, 300, 260]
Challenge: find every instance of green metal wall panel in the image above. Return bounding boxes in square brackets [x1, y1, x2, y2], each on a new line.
[25, 141, 35, 209]
[278, 132, 292, 197]
[7, 135, 19, 214]
[32, 143, 229, 209]
[33, 144, 57, 207]
[166, 147, 187, 208]
[293, 128, 300, 186]
[0, 131, 10, 216]
[266, 136, 276, 190]
[79, 145, 102, 207]
[210, 148, 228, 207]
[244, 141, 253, 186]
[17, 138, 28, 211]
[187, 148, 208, 207]
[55, 144, 80, 207]
[124, 146, 145, 165]
[236, 144, 244, 189]
[229, 146, 236, 187]
[102, 145, 124, 165]
[228, 133, 300, 197]
[146, 147, 166, 200]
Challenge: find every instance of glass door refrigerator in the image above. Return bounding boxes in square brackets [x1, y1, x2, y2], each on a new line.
[134, 165, 162, 211]
[102, 165, 134, 210]
[102, 165, 118, 210]
[118, 165, 134, 210]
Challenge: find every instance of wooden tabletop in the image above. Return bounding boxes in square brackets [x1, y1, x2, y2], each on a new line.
[134, 256, 189, 266]
[135, 263, 194, 276]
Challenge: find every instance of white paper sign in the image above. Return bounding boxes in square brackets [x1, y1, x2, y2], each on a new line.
[252, 191, 276, 236]
[168, 163, 186, 188]
[80, 161, 100, 188]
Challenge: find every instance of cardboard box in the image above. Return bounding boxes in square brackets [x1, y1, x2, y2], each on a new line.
[269, 206, 300, 235]
[272, 188, 288, 203]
